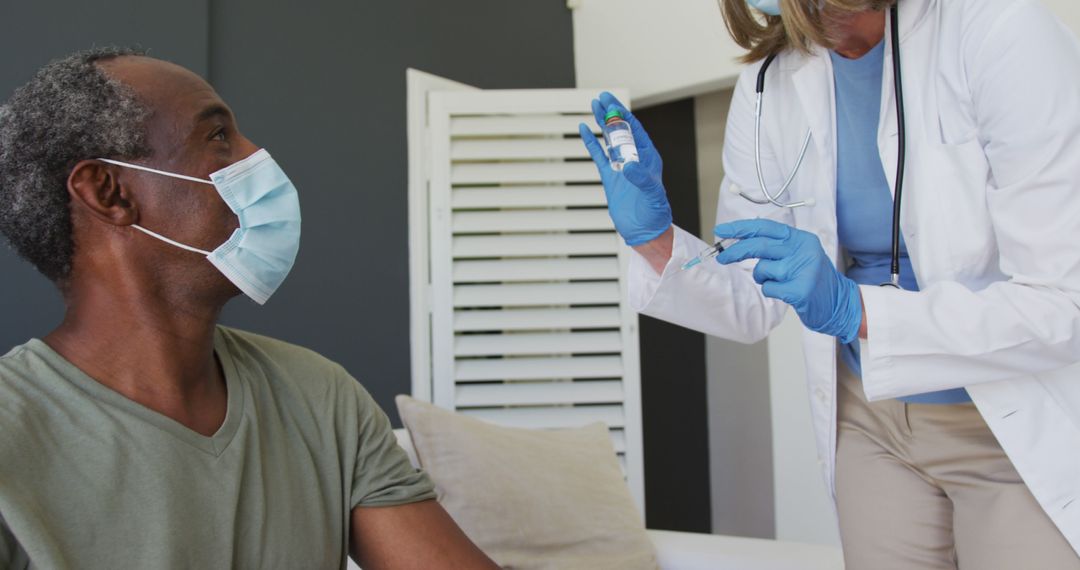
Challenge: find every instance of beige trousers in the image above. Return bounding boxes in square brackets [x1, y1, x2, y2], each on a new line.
[835, 363, 1080, 570]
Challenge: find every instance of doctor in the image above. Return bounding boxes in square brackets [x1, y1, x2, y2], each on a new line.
[581, 0, 1080, 567]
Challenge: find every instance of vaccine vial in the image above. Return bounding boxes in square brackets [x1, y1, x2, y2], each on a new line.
[602, 108, 639, 171]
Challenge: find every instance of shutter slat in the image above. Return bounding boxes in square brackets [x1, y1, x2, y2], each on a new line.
[455, 380, 624, 407]
[451, 138, 596, 160]
[453, 307, 623, 331]
[460, 404, 625, 429]
[450, 114, 595, 136]
[610, 429, 626, 452]
[455, 355, 623, 382]
[453, 258, 619, 283]
[452, 162, 599, 185]
[453, 234, 619, 258]
[454, 331, 624, 356]
[453, 210, 613, 233]
[454, 282, 621, 308]
[452, 186, 606, 208]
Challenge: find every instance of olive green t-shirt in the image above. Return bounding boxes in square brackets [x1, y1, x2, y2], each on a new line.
[0, 326, 435, 569]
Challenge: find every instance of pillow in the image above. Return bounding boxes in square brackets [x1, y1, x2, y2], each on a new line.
[395, 395, 658, 570]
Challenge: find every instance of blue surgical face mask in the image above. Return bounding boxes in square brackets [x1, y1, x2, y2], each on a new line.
[747, 0, 782, 16]
[99, 149, 301, 305]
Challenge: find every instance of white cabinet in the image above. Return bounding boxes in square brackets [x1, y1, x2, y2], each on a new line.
[571, 0, 744, 107]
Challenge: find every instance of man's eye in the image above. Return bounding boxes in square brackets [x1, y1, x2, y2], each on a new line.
[211, 128, 227, 142]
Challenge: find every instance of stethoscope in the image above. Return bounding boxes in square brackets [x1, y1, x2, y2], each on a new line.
[735, 4, 907, 288]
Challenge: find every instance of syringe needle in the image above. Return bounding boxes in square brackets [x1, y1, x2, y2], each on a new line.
[680, 239, 737, 271]
[681, 257, 704, 271]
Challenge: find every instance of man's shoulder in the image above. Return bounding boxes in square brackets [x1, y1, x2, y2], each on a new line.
[216, 326, 367, 399]
[0, 339, 56, 405]
[0, 338, 43, 372]
[0, 340, 58, 467]
[217, 326, 332, 366]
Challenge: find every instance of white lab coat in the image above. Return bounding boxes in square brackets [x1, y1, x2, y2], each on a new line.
[629, 0, 1080, 554]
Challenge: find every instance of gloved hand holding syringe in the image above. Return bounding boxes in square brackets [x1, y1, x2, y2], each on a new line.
[682, 198, 794, 272]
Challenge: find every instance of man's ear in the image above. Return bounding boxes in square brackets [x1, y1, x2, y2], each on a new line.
[67, 159, 138, 226]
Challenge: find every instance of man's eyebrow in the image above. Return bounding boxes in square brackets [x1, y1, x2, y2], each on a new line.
[194, 104, 233, 124]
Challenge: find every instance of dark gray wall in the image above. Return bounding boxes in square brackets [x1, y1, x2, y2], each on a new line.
[209, 1, 576, 423]
[0, 0, 575, 424]
[635, 100, 712, 534]
[0, 0, 210, 370]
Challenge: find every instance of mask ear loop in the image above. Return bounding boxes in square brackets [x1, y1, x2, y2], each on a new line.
[97, 158, 215, 185]
[96, 158, 217, 256]
[130, 224, 212, 256]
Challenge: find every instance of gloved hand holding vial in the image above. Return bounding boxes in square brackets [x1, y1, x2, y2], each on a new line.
[578, 92, 672, 246]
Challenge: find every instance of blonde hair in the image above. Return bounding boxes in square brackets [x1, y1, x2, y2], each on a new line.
[720, 0, 895, 63]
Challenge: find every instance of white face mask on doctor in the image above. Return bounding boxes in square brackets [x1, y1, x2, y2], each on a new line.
[98, 149, 301, 305]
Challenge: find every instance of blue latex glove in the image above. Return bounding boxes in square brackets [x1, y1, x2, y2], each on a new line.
[714, 219, 863, 344]
[579, 92, 672, 246]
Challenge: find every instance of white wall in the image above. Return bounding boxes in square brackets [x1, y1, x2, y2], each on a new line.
[570, 0, 742, 107]
[1045, 0, 1080, 35]
[573, 0, 1080, 109]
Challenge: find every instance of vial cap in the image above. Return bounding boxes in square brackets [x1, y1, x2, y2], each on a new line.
[604, 108, 624, 123]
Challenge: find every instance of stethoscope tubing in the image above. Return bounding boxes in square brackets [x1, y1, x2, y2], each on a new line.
[887, 2, 906, 287]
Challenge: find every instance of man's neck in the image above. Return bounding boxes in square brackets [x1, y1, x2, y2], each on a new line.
[44, 278, 229, 437]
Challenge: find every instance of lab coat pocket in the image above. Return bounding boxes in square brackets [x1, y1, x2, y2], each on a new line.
[910, 139, 996, 281]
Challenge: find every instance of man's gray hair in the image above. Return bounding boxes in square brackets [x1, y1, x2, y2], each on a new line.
[0, 47, 152, 283]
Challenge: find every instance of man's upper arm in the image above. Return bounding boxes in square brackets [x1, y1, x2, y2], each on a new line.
[349, 500, 497, 569]
[340, 373, 495, 568]
[346, 372, 434, 509]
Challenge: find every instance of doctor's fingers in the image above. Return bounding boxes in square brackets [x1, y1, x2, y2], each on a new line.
[715, 236, 792, 265]
[579, 123, 612, 176]
[597, 91, 636, 124]
[760, 280, 800, 306]
[622, 160, 665, 195]
[591, 98, 608, 128]
[596, 92, 656, 153]
[714, 218, 794, 242]
[751, 259, 793, 285]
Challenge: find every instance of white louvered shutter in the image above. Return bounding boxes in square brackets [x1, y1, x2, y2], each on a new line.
[408, 71, 644, 512]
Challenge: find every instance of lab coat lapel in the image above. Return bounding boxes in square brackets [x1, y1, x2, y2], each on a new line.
[792, 51, 834, 173]
[791, 49, 839, 253]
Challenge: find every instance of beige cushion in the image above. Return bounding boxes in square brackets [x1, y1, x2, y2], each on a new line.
[396, 395, 658, 570]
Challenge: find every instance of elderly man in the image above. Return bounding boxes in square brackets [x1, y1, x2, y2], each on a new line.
[0, 48, 495, 569]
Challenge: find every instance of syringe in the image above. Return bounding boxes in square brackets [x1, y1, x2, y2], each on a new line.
[681, 239, 739, 271]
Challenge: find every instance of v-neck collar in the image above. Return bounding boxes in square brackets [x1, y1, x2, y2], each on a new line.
[30, 327, 245, 457]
